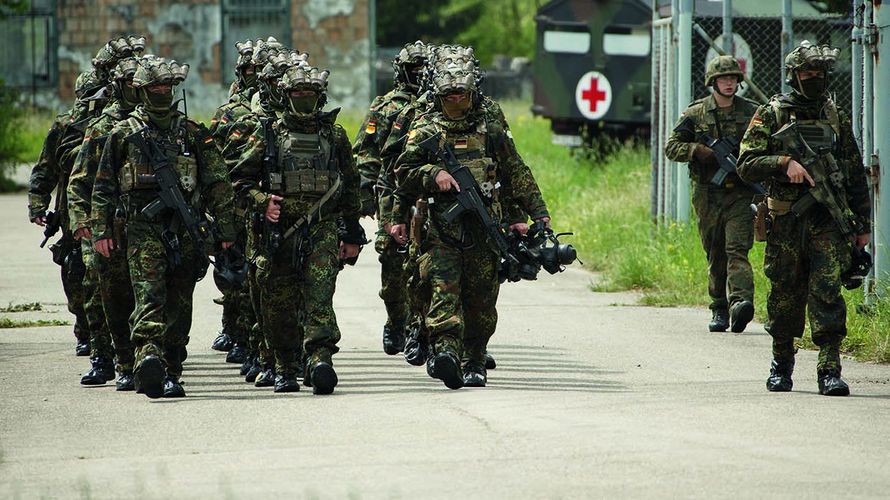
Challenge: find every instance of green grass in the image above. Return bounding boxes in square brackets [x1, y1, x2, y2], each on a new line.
[15, 111, 54, 164]
[0, 317, 69, 328]
[500, 102, 890, 364]
[0, 302, 43, 313]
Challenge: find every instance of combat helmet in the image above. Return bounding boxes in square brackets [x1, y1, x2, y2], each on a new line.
[258, 51, 309, 110]
[278, 64, 330, 115]
[74, 70, 105, 99]
[109, 57, 141, 108]
[92, 35, 147, 81]
[705, 55, 744, 86]
[784, 40, 839, 98]
[132, 55, 189, 113]
[428, 44, 482, 119]
[392, 40, 429, 91]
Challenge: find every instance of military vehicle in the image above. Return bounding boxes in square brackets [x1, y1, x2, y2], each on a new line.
[532, 0, 652, 146]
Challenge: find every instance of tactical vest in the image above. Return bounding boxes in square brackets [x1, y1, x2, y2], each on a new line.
[266, 124, 339, 198]
[436, 117, 502, 219]
[118, 118, 198, 196]
[770, 97, 841, 154]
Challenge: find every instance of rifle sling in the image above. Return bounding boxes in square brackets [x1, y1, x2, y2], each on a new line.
[280, 175, 342, 242]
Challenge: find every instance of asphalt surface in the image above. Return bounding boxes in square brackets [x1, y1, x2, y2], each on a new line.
[1, 191, 889, 499]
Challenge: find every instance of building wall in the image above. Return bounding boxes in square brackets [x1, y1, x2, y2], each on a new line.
[50, 0, 371, 115]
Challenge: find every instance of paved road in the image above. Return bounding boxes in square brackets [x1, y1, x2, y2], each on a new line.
[1, 191, 889, 499]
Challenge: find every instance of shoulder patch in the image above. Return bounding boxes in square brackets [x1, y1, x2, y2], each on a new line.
[365, 120, 377, 134]
[748, 111, 763, 128]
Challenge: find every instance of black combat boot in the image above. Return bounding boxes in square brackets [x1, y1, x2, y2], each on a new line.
[462, 361, 487, 387]
[211, 332, 233, 352]
[134, 355, 166, 399]
[382, 324, 406, 355]
[709, 308, 729, 332]
[766, 358, 795, 392]
[484, 350, 497, 370]
[245, 357, 262, 383]
[427, 350, 464, 390]
[163, 375, 186, 398]
[404, 327, 429, 366]
[308, 362, 338, 395]
[225, 343, 247, 364]
[116, 370, 135, 391]
[818, 368, 850, 396]
[240, 353, 255, 376]
[254, 366, 275, 387]
[80, 356, 115, 385]
[75, 340, 90, 356]
[730, 300, 755, 333]
[273, 373, 300, 393]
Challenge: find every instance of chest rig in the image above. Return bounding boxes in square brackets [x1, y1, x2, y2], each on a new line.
[265, 124, 338, 197]
[119, 119, 198, 196]
[441, 118, 499, 203]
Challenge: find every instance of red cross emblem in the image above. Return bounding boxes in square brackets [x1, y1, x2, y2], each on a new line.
[581, 77, 608, 113]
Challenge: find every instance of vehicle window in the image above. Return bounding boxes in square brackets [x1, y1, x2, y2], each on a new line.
[603, 28, 650, 57]
[543, 31, 591, 54]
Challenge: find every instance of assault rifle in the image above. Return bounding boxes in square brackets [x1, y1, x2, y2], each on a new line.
[40, 210, 61, 248]
[699, 134, 765, 195]
[126, 129, 212, 266]
[771, 122, 858, 237]
[259, 117, 282, 254]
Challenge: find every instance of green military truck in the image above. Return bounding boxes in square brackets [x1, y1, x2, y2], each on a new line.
[532, 0, 652, 146]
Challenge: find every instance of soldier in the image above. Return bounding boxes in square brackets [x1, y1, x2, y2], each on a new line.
[230, 64, 363, 394]
[69, 40, 146, 389]
[209, 37, 284, 361]
[393, 45, 551, 389]
[738, 41, 871, 396]
[353, 40, 428, 355]
[92, 56, 236, 399]
[28, 47, 120, 356]
[665, 55, 759, 334]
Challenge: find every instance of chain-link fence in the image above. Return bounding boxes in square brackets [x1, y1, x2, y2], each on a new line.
[650, 18, 677, 224]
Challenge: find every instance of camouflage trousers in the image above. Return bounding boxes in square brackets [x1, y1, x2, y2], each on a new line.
[418, 232, 500, 364]
[218, 226, 252, 347]
[404, 241, 432, 340]
[691, 183, 756, 311]
[246, 264, 272, 367]
[253, 219, 342, 375]
[96, 237, 135, 372]
[55, 235, 90, 344]
[81, 240, 113, 360]
[374, 228, 409, 329]
[126, 220, 202, 378]
[763, 207, 850, 371]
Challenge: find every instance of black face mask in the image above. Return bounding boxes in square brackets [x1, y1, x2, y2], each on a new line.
[287, 94, 319, 115]
[799, 76, 827, 99]
[140, 88, 175, 111]
[240, 69, 257, 89]
[120, 82, 140, 108]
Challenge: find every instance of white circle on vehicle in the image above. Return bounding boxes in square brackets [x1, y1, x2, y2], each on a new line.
[575, 71, 612, 120]
[706, 33, 754, 96]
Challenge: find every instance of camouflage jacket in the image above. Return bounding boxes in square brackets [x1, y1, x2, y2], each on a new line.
[209, 88, 255, 148]
[91, 108, 237, 242]
[67, 101, 134, 231]
[737, 93, 871, 233]
[664, 93, 758, 184]
[394, 99, 549, 229]
[28, 99, 107, 224]
[229, 109, 361, 226]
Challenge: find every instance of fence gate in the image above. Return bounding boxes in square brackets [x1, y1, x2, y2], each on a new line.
[650, 17, 677, 225]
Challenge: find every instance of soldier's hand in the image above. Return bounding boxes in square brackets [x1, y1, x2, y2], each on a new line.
[434, 170, 460, 192]
[74, 227, 92, 240]
[221, 241, 234, 250]
[509, 223, 529, 235]
[30, 216, 47, 227]
[785, 160, 815, 186]
[389, 223, 407, 244]
[537, 216, 551, 229]
[855, 233, 871, 249]
[339, 242, 360, 260]
[94, 238, 114, 258]
[265, 194, 283, 223]
[693, 144, 718, 167]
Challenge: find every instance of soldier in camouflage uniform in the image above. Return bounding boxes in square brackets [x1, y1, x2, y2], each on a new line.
[224, 49, 305, 387]
[353, 40, 428, 355]
[230, 64, 363, 394]
[28, 48, 120, 356]
[208, 37, 284, 361]
[394, 45, 550, 389]
[69, 39, 146, 389]
[92, 56, 236, 399]
[738, 41, 871, 396]
[665, 56, 759, 333]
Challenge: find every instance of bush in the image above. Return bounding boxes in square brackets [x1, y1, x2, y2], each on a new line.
[0, 80, 25, 191]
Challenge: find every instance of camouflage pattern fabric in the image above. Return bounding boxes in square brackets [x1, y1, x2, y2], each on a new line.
[92, 109, 236, 376]
[394, 98, 549, 359]
[738, 92, 871, 370]
[79, 239, 113, 359]
[230, 110, 361, 375]
[664, 94, 759, 311]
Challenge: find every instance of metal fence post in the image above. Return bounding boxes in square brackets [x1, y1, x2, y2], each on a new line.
[872, 1, 890, 294]
[675, 0, 692, 223]
[722, 0, 732, 54]
[851, 0, 863, 148]
[781, 0, 793, 93]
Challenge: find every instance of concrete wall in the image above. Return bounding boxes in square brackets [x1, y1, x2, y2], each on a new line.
[48, 0, 371, 115]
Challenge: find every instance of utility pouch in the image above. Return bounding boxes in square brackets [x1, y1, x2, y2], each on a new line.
[410, 199, 428, 245]
[753, 195, 769, 242]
